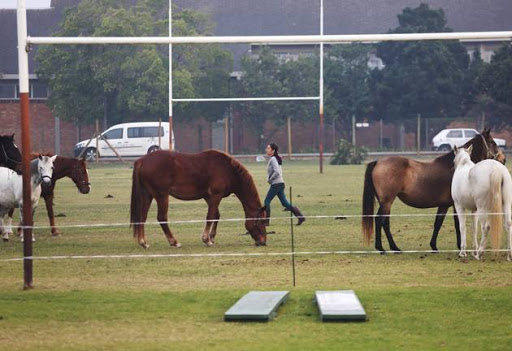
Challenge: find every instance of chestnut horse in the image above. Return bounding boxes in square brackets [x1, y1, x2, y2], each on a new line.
[130, 150, 267, 248]
[2, 153, 90, 240]
[362, 129, 506, 253]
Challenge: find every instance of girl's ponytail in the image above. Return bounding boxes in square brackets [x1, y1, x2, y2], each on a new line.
[269, 143, 282, 165]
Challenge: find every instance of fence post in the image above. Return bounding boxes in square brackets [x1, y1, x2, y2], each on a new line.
[417, 113, 421, 154]
[287, 116, 292, 159]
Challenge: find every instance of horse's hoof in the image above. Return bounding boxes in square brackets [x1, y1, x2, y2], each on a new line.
[379, 250, 387, 255]
[171, 242, 182, 248]
[203, 241, 214, 247]
[140, 243, 149, 249]
[2, 238, 8, 242]
[507, 255, 511, 262]
[255, 242, 267, 246]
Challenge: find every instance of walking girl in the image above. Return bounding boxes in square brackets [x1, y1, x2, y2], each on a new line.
[264, 143, 305, 226]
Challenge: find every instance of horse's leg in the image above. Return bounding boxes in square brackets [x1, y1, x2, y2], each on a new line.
[0, 216, 6, 242]
[155, 195, 181, 248]
[374, 207, 385, 252]
[380, 203, 401, 252]
[135, 192, 153, 249]
[453, 207, 462, 250]
[43, 192, 60, 236]
[506, 212, 512, 262]
[454, 205, 467, 257]
[202, 196, 221, 247]
[209, 208, 220, 244]
[477, 213, 489, 260]
[430, 206, 448, 251]
[471, 213, 480, 259]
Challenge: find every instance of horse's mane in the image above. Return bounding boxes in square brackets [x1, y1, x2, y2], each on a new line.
[30, 151, 54, 159]
[435, 131, 490, 166]
[205, 150, 260, 201]
[29, 157, 39, 175]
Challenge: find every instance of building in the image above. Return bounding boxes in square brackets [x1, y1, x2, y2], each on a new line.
[1, 0, 511, 154]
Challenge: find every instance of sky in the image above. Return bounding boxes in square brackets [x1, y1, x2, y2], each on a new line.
[2, 0, 52, 9]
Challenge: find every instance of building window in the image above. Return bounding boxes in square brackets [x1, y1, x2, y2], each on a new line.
[0, 81, 16, 99]
[31, 82, 49, 99]
[0, 80, 49, 100]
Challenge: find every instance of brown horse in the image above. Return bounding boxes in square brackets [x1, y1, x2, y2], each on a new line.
[362, 129, 506, 253]
[130, 150, 267, 248]
[3, 153, 90, 239]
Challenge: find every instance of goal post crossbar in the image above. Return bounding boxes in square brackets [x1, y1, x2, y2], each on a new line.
[27, 31, 512, 46]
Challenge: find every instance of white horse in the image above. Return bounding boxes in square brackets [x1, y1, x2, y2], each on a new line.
[0, 155, 56, 242]
[451, 145, 512, 260]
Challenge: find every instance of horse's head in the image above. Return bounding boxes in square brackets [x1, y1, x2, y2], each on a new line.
[37, 154, 57, 185]
[246, 206, 267, 246]
[70, 158, 91, 194]
[0, 134, 22, 173]
[453, 145, 473, 168]
[465, 128, 506, 164]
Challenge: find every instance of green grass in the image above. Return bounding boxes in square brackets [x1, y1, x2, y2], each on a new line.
[1, 159, 511, 350]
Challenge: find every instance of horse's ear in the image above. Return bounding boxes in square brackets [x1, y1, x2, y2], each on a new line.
[482, 128, 491, 136]
[10, 133, 15, 140]
[453, 145, 458, 153]
[467, 144, 473, 155]
[38, 154, 43, 160]
[50, 155, 58, 162]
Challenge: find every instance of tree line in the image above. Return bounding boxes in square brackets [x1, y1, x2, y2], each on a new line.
[35, 1, 512, 139]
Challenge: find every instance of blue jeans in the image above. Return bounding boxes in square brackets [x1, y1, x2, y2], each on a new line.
[264, 183, 292, 218]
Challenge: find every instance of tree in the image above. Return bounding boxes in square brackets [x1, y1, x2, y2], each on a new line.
[239, 47, 319, 150]
[324, 44, 371, 139]
[369, 4, 469, 123]
[35, 0, 233, 128]
[477, 43, 512, 128]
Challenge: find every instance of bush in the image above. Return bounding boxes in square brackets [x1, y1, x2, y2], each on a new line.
[330, 139, 368, 165]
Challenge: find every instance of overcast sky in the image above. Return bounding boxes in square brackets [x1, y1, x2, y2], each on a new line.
[2, 0, 52, 9]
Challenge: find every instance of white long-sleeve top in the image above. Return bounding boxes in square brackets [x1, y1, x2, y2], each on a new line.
[267, 156, 284, 185]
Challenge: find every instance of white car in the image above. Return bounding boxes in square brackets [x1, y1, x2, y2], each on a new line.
[74, 122, 175, 161]
[432, 128, 506, 151]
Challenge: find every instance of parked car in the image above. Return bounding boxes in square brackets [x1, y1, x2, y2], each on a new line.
[74, 122, 175, 161]
[432, 128, 506, 151]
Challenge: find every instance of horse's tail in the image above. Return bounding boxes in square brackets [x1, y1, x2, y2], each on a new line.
[489, 168, 504, 252]
[130, 159, 146, 244]
[362, 161, 378, 246]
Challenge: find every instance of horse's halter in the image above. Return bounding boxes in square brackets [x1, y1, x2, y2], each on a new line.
[480, 134, 500, 160]
[0, 142, 21, 167]
[71, 165, 91, 188]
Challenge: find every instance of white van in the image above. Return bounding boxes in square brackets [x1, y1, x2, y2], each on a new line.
[74, 122, 175, 160]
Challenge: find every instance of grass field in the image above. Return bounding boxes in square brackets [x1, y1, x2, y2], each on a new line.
[1, 158, 511, 350]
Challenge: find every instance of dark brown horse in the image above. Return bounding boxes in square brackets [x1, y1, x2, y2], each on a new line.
[0, 134, 22, 173]
[4, 153, 90, 238]
[362, 129, 506, 253]
[130, 150, 267, 248]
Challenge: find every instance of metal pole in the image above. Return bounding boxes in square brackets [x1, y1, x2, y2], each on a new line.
[17, 0, 34, 290]
[319, 0, 324, 174]
[379, 118, 383, 149]
[287, 116, 292, 159]
[352, 115, 356, 146]
[289, 186, 296, 287]
[158, 118, 162, 148]
[224, 116, 229, 153]
[95, 119, 99, 163]
[54, 117, 61, 154]
[417, 113, 421, 154]
[169, 1, 174, 151]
